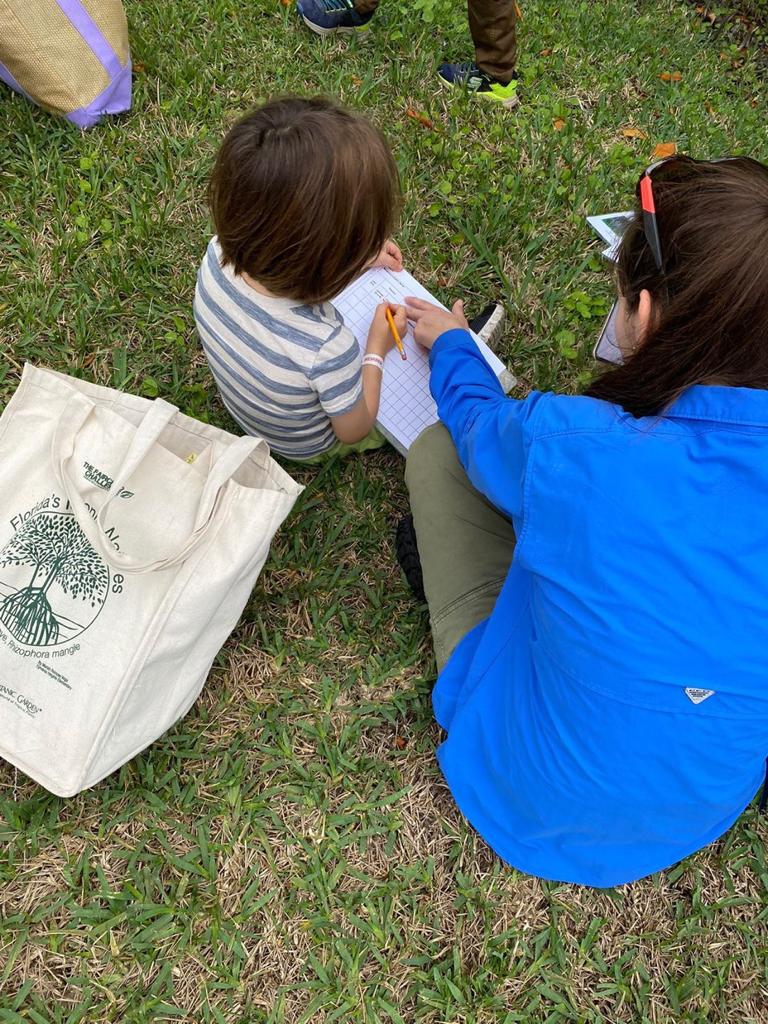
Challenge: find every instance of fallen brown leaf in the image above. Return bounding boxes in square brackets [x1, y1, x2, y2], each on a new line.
[553, 117, 566, 131]
[621, 126, 647, 140]
[659, 71, 682, 82]
[406, 107, 437, 130]
[394, 736, 407, 750]
[651, 142, 677, 160]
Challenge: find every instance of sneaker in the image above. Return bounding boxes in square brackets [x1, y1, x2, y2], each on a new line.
[469, 302, 505, 349]
[469, 303, 517, 391]
[395, 515, 425, 602]
[437, 62, 520, 108]
[297, 0, 374, 36]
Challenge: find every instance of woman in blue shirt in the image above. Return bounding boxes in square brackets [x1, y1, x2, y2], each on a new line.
[399, 155, 768, 887]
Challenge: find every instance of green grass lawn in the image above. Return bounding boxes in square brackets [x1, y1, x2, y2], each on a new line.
[1, 1, 768, 1021]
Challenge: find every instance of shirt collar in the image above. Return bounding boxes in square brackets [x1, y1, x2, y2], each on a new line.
[666, 384, 768, 427]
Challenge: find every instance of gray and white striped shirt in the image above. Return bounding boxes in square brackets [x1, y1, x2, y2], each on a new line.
[194, 239, 362, 459]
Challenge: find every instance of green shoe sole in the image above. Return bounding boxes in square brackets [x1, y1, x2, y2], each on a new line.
[438, 74, 520, 110]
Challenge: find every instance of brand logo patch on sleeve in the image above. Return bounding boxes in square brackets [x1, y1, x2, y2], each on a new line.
[684, 687, 715, 705]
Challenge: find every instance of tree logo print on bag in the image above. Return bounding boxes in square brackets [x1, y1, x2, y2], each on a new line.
[0, 508, 110, 646]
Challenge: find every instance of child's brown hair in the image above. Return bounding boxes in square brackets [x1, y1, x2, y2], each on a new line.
[587, 156, 768, 417]
[209, 96, 400, 305]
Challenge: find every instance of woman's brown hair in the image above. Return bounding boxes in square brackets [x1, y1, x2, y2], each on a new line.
[585, 156, 768, 417]
[209, 97, 400, 304]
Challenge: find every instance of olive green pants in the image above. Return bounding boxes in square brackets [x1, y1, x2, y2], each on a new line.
[405, 423, 517, 671]
[355, 0, 518, 82]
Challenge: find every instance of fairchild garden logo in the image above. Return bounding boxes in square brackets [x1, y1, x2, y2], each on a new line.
[83, 461, 134, 498]
[0, 509, 110, 646]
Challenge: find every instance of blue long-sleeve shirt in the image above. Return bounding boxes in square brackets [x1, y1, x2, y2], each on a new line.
[428, 328, 768, 887]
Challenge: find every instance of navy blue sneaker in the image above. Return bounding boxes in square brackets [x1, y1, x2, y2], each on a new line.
[438, 62, 520, 108]
[297, 0, 374, 36]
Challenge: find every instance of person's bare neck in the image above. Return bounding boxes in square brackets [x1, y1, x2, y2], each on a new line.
[241, 272, 281, 299]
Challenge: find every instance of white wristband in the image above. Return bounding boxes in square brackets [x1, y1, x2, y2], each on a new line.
[362, 354, 384, 372]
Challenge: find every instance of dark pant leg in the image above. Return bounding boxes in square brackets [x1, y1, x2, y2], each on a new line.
[405, 423, 517, 672]
[467, 0, 518, 82]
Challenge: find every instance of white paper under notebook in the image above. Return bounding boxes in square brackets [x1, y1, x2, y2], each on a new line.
[334, 268, 510, 455]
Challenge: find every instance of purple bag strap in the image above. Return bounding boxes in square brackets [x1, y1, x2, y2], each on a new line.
[54, 0, 123, 77]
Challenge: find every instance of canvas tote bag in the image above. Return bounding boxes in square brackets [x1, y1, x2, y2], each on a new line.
[0, 365, 303, 796]
[0, 0, 132, 128]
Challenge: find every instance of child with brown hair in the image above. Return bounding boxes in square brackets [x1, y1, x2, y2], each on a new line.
[194, 96, 406, 461]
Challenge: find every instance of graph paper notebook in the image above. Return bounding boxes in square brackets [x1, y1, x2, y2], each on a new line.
[334, 268, 510, 456]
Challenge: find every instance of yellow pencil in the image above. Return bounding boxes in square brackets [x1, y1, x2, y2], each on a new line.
[386, 306, 407, 361]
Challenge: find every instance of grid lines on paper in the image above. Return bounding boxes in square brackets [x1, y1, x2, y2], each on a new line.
[333, 269, 440, 451]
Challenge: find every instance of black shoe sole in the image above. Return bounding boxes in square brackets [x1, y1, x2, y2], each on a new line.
[395, 514, 425, 603]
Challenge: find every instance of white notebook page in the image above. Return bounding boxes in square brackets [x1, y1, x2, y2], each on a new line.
[334, 268, 507, 455]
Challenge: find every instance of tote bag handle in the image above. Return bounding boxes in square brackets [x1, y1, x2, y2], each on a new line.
[52, 392, 265, 574]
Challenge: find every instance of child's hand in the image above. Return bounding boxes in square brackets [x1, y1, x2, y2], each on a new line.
[370, 239, 404, 273]
[405, 297, 469, 350]
[366, 302, 407, 357]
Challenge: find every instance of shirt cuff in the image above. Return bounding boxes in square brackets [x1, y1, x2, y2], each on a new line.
[429, 328, 475, 366]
